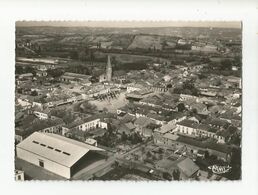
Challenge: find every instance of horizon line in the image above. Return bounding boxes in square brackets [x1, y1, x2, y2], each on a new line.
[16, 21, 242, 29]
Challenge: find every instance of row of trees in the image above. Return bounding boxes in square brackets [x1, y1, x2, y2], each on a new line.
[173, 79, 199, 96]
[50, 108, 77, 124]
[15, 66, 36, 76]
[121, 132, 143, 144]
[73, 101, 97, 114]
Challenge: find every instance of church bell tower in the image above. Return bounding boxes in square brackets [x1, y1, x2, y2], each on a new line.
[106, 55, 112, 82]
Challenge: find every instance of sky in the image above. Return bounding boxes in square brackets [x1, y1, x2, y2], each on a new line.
[16, 21, 241, 29]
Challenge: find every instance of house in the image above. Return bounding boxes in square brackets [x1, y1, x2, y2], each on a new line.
[176, 158, 200, 180]
[117, 122, 135, 136]
[142, 127, 154, 137]
[134, 117, 153, 134]
[36, 70, 47, 77]
[189, 102, 209, 115]
[163, 75, 172, 82]
[112, 70, 127, 83]
[15, 170, 25, 181]
[176, 119, 219, 140]
[155, 159, 177, 176]
[120, 113, 136, 123]
[15, 128, 28, 144]
[188, 116, 201, 124]
[60, 72, 91, 85]
[155, 123, 177, 137]
[39, 119, 65, 135]
[180, 94, 198, 102]
[176, 120, 199, 137]
[199, 88, 217, 97]
[139, 94, 178, 111]
[126, 83, 144, 93]
[85, 138, 98, 146]
[226, 76, 241, 88]
[154, 132, 233, 162]
[18, 73, 34, 80]
[33, 107, 50, 120]
[68, 116, 108, 132]
[205, 118, 229, 130]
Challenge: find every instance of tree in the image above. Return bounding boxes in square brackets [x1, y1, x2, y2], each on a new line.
[47, 69, 64, 78]
[70, 51, 78, 60]
[167, 84, 172, 88]
[198, 73, 207, 80]
[121, 132, 127, 142]
[173, 87, 183, 94]
[78, 49, 88, 61]
[102, 107, 108, 113]
[130, 133, 142, 144]
[163, 172, 172, 180]
[31, 90, 38, 96]
[177, 103, 185, 112]
[50, 108, 76, 124]
[172, 169, 180, 180]
[204, 151, 210, 159]
[74, 101, 97, 114]
[220, 59, 232, 70]
[146, 151, 152, 159]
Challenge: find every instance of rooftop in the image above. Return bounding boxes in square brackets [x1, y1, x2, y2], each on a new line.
[17, 132, 104, 168]
[159, 123, 177, 134]
[176, 158, 200, 177]
[177, 119, 199, 129]
[62, 72, 91, 80]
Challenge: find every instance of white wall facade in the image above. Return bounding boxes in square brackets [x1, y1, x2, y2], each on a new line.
[34, 111, 48, 120]
[16, 147, 70, 179]
[78, 119, 101, 131]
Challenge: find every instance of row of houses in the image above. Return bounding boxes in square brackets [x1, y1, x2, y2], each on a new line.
[117, 104, 186, 126]
[153, 132, 232, 162]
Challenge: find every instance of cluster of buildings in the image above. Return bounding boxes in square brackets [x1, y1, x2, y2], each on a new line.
[15, 34, 241, 181]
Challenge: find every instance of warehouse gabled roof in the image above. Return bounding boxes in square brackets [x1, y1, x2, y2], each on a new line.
[16, 132, 104, 168]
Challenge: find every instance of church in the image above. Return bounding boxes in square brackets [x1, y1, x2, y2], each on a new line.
[99, 55, 112, 83]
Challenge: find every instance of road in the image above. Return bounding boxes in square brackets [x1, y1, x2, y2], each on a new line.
[72, 156, 116, 180]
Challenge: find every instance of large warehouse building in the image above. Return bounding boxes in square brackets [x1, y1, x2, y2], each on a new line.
[16, 132, 104, 179]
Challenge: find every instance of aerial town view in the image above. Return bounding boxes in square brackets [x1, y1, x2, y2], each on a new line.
[14, 21, 242, 181]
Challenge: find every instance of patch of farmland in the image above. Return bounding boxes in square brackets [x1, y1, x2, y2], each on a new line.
[128, 35, 162, 50]
[59, 36, 84, 44]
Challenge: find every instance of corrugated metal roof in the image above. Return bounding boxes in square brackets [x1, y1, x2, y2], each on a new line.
[17, 132, 104, 168]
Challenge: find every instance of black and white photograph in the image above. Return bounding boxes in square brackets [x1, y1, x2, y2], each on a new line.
[1, 1, 258, 195]
[14, 21, 242, 181]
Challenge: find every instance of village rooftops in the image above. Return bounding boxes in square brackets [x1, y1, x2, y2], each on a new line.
[134, 117, 153, 127]
[177, 120, 199, 129]
[177, 119, 219, 133]
[68, 113, 114, 129]
[220, 111, 241, 121]
[173, 135, 233, 154]
[197, 124, 218, 133]
[163, 133, 179, 141]
[18, 73, 34, 78]
[176, 158, 200, 178]
[124, 122, 136, 130]
[28, 117, 64, 132]
[61, 72, 91, 80]
[158, 123, 177, 134]
[156, 159, 175, 170]
[176, 135, 205, 148]
[204, 118, 229, 128]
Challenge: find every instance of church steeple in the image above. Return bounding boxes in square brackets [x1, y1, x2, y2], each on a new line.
[106, 55, 112, 82]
